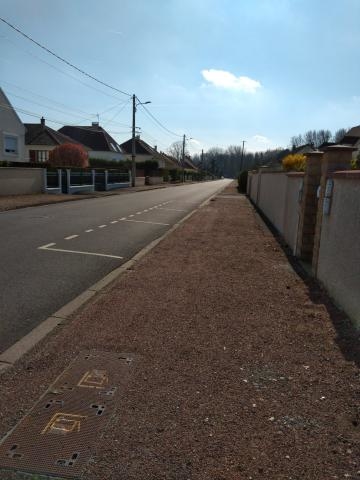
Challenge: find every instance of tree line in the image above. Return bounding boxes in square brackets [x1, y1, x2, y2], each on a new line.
[168, 126, 348, 178]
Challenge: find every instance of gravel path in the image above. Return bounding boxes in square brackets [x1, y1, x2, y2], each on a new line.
[0, 183, 359, 479]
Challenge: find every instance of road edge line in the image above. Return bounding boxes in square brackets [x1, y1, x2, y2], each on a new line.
[0, 182, 230, 372]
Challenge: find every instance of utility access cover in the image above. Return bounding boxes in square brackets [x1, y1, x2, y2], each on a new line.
[0, 350, 134, 479]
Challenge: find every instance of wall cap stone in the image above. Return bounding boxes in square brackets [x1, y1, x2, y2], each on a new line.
[323, 145, 357, 152]
[330, 170, 360, 179]
[286, 172, 305, 177]
[0, 167, 44, 171]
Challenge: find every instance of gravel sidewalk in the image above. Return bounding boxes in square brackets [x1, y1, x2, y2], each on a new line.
[1, 183, 359, 479]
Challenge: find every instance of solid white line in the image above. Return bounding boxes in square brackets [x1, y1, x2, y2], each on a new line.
[65, 235, 79, 240]
[38, 245, 123, 259]
[123, 219, 170, 226]
[39, 242, 56, 249]
[85, 229, 94, 233]
[157, 208, 186, 212]
[110, 220, 118, 224]
[98, 224, 107, 228]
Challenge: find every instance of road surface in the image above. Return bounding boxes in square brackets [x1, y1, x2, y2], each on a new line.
[0, 180, 231, 353]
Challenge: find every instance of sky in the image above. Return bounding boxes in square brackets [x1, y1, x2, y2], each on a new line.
[1, 0, 360, 155]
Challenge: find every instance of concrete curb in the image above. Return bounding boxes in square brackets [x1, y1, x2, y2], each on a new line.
[0, 182, 229, 372]
[0, 181, 211, 214]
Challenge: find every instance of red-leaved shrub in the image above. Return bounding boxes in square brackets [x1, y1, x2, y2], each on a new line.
[49, 143, 89, 168]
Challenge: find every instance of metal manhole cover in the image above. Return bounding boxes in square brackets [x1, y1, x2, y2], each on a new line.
[0, 350, 134, 479]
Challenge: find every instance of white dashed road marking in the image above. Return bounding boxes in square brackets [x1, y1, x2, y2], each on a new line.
[98, 225, 107, 228]
[65, 235, 78, 240]
[85, 229, 94, 233]
[110, 220, 118, 224]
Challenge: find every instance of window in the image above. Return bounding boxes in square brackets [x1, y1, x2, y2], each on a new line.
[36, 150, 49, 162]
[4, 135, 18, 154]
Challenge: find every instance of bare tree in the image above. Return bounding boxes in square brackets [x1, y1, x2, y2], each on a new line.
[333, 128, 347, 143]
[167, 141, 189, 162]
[290, 134, 304, 149]
[316, 129, 332, 145]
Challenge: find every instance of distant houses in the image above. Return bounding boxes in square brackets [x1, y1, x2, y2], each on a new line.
[120, 135, 180, 170]
[0, 86, 201, 173]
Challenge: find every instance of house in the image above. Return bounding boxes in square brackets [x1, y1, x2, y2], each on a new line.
[292, 144, 317, 154]
[25, 117, 85, 163]
[183, 155, 199, 172]
[120, 136, 179, 170]
[59, 123, 123, 161]
[339, 125, 360, 158]
[0, 88, 26, 163]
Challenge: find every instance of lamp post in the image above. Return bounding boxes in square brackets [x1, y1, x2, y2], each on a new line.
[131, 95, 151, 187]
[181, 135, 193, 182]
[240, 140, 246, 171]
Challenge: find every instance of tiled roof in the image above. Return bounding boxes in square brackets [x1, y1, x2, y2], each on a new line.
[25, 122, 83, 146]
[339, 126, 360, 146]
[120, 137, 158, 156]
[59, 125, 122, 153]
[184, 156, 198, 170]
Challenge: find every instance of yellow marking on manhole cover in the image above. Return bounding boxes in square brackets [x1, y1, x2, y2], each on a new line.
[77, 369, 108, 388]
[41, 413, 86, 435]
[0, 350, 134, 479]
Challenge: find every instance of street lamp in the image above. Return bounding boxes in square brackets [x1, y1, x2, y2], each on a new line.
[131, 95, 151, 187]
[240, 140, 246, 171]
[182, 135, 193, 182]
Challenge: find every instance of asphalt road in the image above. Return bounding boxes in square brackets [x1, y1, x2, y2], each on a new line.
[0, 180, 231, 353]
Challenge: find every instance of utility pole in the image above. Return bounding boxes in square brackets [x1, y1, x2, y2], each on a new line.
[201, 149, 204, 181]
[240, 140, 246, 171]
[131, 95, 151, 187]
[182, 134, 186, 182]
[131, 94, 136, 187]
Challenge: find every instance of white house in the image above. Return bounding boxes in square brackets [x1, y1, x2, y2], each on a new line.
[0, 88, 26, 163]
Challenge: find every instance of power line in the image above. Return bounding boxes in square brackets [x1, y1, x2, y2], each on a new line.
[0, 37, 125, 101]
[0, 17, 189, 147]
[3, 86, 132, 128]
[5, 90, 93, 123]
[137, 98, 183, 138]
[0, 17, 132, 97]
[0, 102, 130, 139]
[0, 78, 97, 117]
[102, 97, 132, 127]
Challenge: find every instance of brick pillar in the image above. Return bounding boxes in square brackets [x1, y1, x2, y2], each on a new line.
[296, 151, 323, 261]
[312, 145, 355, 276]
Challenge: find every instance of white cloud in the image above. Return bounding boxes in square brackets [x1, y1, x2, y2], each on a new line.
[252, 135, 270, 144]
[246, 135, 274, 152]
[201, 69, 261, 93]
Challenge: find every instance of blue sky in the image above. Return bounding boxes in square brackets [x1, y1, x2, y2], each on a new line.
[1, 0, 360, 154]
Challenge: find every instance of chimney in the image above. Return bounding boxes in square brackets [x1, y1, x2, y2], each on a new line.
[154, 145, 157, 151]
[92, 121, 99, 127]
[135, 134, 140, 139]
[40, 117, 45, 127]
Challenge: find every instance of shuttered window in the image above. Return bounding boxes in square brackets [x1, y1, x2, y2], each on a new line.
[4, 135, 18, 154]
